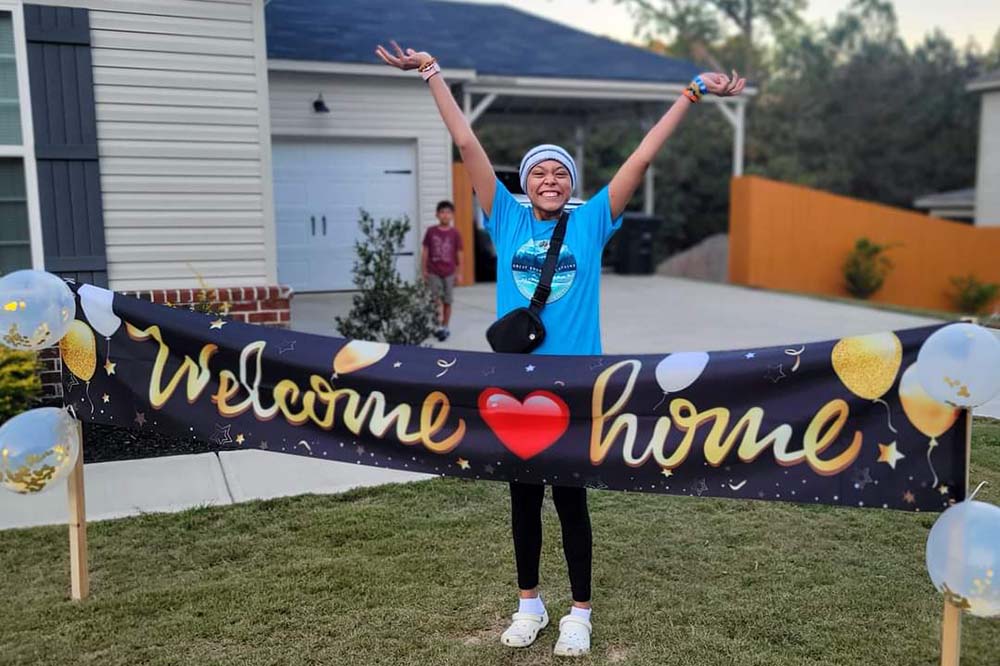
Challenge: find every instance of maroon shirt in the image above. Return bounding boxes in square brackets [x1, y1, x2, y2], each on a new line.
[423, 225, 462, 277]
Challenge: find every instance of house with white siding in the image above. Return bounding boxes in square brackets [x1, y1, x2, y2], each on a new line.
[264, 0, 749, 292]
[913, 69, 1000, 226]
[1, 0, 276, 300]
[2, 0, 748, 303]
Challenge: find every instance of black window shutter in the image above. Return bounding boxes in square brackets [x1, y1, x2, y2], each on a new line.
[24, 4, 107, 287]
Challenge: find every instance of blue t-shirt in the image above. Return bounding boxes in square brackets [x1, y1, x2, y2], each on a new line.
[484, 179, 623, 355]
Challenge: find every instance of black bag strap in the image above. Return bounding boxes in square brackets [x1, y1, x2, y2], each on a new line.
[529, 210, 570, 312]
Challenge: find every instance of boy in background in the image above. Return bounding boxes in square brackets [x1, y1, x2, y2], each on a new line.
[422, 200, 463, 341]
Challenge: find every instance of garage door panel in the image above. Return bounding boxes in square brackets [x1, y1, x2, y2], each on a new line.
[273, 139, 418, 292]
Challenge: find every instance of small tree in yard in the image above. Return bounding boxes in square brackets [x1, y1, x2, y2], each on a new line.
[843, 237, 896, 300]
[335, 209, 437, 345]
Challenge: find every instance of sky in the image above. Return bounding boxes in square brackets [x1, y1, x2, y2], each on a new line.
[462, 0, 999, 50]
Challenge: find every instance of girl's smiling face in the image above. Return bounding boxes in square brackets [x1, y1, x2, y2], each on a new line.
[526, 160, 572, 219]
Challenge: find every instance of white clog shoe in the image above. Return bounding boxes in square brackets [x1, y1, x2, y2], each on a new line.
[553, 614, 592, 657]
[500, 610, 549, 648]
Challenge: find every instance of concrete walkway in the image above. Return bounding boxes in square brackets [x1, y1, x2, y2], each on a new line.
[3, 275, 997, 530]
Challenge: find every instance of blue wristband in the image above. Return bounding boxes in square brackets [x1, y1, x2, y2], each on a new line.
[693, 75, 708, 95]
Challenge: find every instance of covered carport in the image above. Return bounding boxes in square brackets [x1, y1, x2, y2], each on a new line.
[462, 75, 750, 212]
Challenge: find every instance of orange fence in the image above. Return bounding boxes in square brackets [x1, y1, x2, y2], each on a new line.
[452, 162, 476, 286]
[728, 176, 1000, 313]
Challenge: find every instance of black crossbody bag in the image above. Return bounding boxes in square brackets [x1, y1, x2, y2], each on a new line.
[486, 210, 569, 354]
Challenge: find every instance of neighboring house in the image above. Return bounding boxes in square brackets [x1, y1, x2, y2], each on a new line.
[914, 69, 1000, 226]
[264, 0, 751, 292]
[0, 0, 278, 298]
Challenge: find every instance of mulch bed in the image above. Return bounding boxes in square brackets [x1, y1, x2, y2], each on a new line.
[82, 424, 222, 464]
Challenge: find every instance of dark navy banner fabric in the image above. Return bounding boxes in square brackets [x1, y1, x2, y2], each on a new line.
[61, 287, 968, 512]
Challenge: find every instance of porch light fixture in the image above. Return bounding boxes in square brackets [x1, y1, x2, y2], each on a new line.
[313, 93, 330, 113]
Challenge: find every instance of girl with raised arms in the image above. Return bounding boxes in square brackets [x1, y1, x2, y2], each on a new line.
[376, 39, 745, 657]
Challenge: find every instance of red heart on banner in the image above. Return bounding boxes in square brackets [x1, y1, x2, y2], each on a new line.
[478, 388, 570, 460]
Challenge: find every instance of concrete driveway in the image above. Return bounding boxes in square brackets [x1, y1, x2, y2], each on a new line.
[292, 274, 999, 418]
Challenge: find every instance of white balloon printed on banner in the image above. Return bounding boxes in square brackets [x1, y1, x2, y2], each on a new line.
[78, 284, 121, 339]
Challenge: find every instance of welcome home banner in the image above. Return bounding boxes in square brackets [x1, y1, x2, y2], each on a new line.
[61, 285, 969, 512]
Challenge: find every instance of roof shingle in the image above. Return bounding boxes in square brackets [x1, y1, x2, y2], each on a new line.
[265, 0, 700, 84]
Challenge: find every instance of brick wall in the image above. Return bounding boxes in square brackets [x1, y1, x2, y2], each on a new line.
[40, 285, 293, 401]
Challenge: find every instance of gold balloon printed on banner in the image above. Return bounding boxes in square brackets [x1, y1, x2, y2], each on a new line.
[832, 332, 903, 432]
[59, 320, 98, 413]
[333, 340, 390, 376]
[899, 364, 960, 488]
[60, 320, 97, 382]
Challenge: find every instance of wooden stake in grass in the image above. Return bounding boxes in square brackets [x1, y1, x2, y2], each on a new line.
[940, 407, 974, 666]
[67, 421, 88, 601]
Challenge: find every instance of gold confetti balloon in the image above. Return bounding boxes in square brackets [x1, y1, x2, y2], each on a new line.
[831, 332, 902, 400]
[0, 270, 76, 350]
[0, 407, 80, 495]
[927, 500, 1000, 618]
[916, 323, 1000, 408]
[333, 340, 390, 375]
[59, 320, 97, 382]
[899, 364, 959, 439]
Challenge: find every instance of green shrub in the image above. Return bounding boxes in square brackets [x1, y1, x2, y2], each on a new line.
[843, 238, 896, 299]
[949, 274, 1000, 315]
[335, 210, 436, 345]
[0, 347, 41, 424]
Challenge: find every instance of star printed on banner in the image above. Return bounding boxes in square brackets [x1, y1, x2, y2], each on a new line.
[692, 478, 709, 496]
[66, 373, 80, 389]
[483, 464, 495, 475]
[259, 440, 269, 450]
[356, 445, 365, 456]
[235, 433, 245, 445]
[103, 359, 116, 375]
[101, 393, 110, 404]
[660, 468, 674, 478]
[482, 366, 496, 377]
[457, 458, 471, 470]
[209, 318, 227, 330]
[764, 364, 787, 383]
[877, 441, 905, 469]
[393, 361, 402, 368]
[852, 467, 874, 490]
[277, 340, 297, 354]
[210, 423, 233, 446]
[134, 411, 146, 427]
[939, 485, 950, 496]
[525, 364, 536, 373]
[744, 352, 756, 359]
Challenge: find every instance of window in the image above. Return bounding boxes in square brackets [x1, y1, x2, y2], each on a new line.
[0, 10, 30, 274]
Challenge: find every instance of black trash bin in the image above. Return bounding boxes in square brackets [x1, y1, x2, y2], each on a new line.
[614, 213, 661, 275]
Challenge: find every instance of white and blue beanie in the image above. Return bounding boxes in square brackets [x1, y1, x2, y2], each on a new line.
[518, 144, 577, 193]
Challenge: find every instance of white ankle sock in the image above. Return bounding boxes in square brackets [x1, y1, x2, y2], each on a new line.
[518, 595, 545, 616]
[570, 606, 592, 622]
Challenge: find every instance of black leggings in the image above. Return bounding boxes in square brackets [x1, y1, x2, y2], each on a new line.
[509, 482, 592, 603]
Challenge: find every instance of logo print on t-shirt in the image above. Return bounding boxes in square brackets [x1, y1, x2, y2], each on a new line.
[511, 239, 577, 303]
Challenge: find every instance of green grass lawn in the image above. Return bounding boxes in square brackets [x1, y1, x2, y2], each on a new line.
[3, 421, 1000, 666]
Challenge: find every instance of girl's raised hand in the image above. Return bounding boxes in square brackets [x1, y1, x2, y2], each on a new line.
[699, 70, 747, 97]
[375, 41, 432, 71]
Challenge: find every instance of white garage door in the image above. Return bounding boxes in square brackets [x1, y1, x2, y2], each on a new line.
[272, 139, 418, 292]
